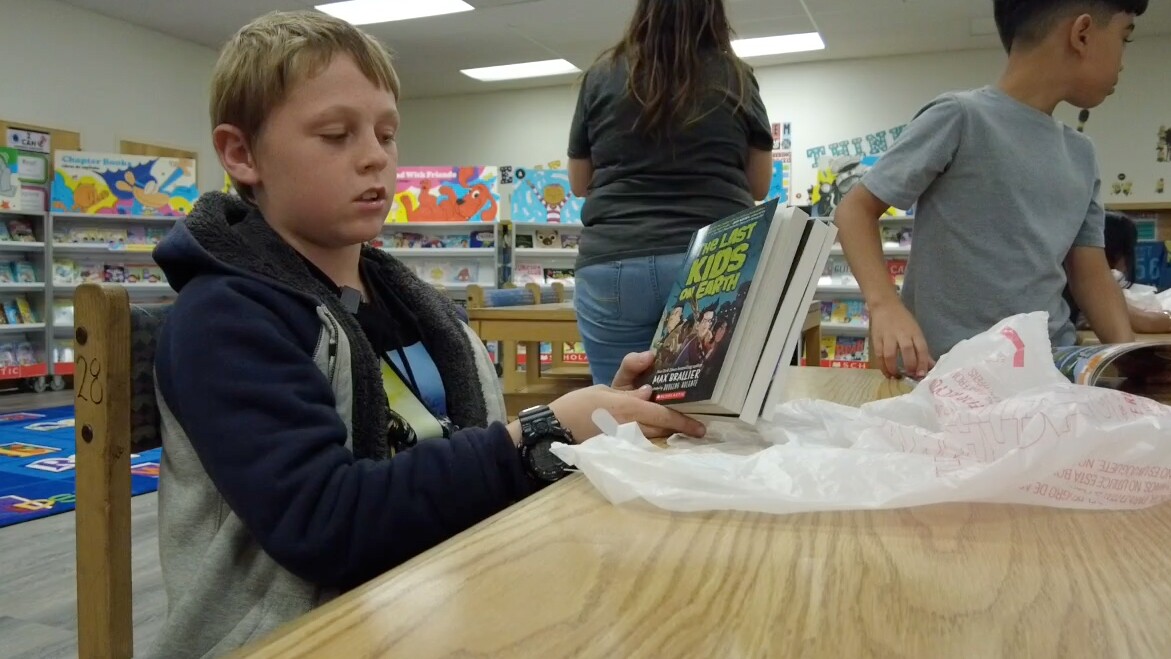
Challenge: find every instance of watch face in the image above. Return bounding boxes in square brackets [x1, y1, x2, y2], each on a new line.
[526, 439, 567, 482]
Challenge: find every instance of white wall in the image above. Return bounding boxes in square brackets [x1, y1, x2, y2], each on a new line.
[398, 38, 1171, 205]
[0, 0, 221, 191]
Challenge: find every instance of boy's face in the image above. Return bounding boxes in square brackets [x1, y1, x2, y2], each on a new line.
[239, 54, 399, 250]
[1068, 12, 1136, 109]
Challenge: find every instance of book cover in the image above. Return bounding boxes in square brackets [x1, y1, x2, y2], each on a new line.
[835, 337, 868, 362]
[469, 229, 495, 248]
[508, 169, 583, 224]
[51, 151, 197, 216]
[646, 202, 773, 404]
[387, 166, 499, 224]
[1052, 341, 1171, 403]
[831, 301, 849, 323]
[515, 263, 543, 284]
[887, 258, 908, 286]
[543, 267, 574, 284]
[819, 300, 834, 322]
[820, 336, 837, 362]
[534, 228, 559, 248]
[0, 147, 23, 211]
[846, 300, 868, 325]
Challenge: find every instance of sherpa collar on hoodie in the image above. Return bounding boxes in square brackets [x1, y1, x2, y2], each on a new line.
[168, 191, 489, 460]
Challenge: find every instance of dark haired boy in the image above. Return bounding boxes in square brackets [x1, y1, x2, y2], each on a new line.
[835, 0, 1145, 377]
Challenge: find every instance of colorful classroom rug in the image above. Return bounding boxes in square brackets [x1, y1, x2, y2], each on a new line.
[0, 405, 162, 528]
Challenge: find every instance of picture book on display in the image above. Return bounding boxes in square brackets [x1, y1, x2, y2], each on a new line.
[640, 199, 836, 422]
[387, 166, 499, 223]
[51, 151, 198, 216]
[506, 168, 583, 224]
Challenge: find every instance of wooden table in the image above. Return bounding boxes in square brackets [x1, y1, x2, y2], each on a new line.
[468, 301, 824, 377]
[234, 368, 1171, 658]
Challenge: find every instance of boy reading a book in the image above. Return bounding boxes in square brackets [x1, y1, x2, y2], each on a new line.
[835, 0, 1144, 378]
[149, 11, 702, 657]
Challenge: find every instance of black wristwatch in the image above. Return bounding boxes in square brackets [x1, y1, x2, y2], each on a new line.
[518, 405, 574, 483]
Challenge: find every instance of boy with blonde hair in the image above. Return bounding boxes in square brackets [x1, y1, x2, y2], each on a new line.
[151, 11, 700, 657]
[835, 0, 1144, 377]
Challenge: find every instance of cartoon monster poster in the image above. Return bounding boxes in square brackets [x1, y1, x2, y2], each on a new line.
[388, 166, 499, 223]
[51, 151, 198, 217]
[509, 169, 583, 224]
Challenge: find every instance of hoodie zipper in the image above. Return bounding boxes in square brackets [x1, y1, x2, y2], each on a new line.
[320, 309, 342, 386]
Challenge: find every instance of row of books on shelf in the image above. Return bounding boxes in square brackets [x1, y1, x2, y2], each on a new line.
[0, 260, 39, 284]
[0, 295, 37, 325]
[516, 229, 578, 250]
[482, 342, 590, 367]
[52, 225, 170, 249]
[820, 300, 869, 326]
[815, 336, 871, 368]
[881, 225, 913, 248]
[53, 259, 166, 285]
[409, 261, 483, 286]
[819, 256, 908, 287]
[0, 340, 77, 370]
[0, 218, 37, 242]
[0, 341, 42, 368]
[373, 229, 496, 249]
[514, 265, 574, 286]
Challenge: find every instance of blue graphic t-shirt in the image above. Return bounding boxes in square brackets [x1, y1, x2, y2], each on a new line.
[387, 342, 447, 417]
[301, 257, 451, 444]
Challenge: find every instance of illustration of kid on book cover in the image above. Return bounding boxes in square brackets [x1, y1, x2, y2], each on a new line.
[647, 207, 768, 402]
[387, 166, 499, 224]
[509, 168, 583, 224]
[51, 151, 198, 217]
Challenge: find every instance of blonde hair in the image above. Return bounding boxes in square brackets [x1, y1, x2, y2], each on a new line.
[210, 10, 401, 199]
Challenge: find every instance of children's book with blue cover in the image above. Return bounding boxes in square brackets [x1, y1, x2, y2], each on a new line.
[508, 169, 583, 224]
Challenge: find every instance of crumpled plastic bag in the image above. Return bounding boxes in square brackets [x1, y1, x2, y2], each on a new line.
[551, 312, 1171, 514]
[1122, 284, 1171, 313]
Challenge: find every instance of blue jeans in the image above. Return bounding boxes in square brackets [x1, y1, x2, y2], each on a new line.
[574, 253, 688, 386]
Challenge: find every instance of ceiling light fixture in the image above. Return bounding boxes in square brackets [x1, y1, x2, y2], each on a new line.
[461, 58, 581, 82]
[315, 0, 474, 25]
[731, 32, 826, 58]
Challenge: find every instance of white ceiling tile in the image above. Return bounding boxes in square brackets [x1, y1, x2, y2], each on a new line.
[55, 0, 1171, 98]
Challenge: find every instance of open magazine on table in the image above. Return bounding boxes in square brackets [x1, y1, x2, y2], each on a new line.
[1053, 340, 1171, 404]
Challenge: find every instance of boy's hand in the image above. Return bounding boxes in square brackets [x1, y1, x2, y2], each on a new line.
[550, 385, 706, 441]
[610, 350, 654, 391]
[870, 300, 934, 379]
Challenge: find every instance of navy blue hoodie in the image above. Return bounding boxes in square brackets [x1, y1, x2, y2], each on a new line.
[152, 192, 532, 596]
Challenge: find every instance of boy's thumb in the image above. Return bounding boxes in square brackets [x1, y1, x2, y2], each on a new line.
[627, 384, 654, 401]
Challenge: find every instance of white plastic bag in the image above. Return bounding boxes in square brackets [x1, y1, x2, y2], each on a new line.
[552, 313, 1171, 514]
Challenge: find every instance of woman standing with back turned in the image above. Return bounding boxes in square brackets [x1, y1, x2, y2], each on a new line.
[567, 0, 775, 386]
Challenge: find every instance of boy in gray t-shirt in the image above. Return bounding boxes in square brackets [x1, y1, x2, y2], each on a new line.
[835, 0, 1144, 378]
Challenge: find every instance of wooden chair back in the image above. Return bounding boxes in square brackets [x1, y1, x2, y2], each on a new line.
[73, 283, 171, 659]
